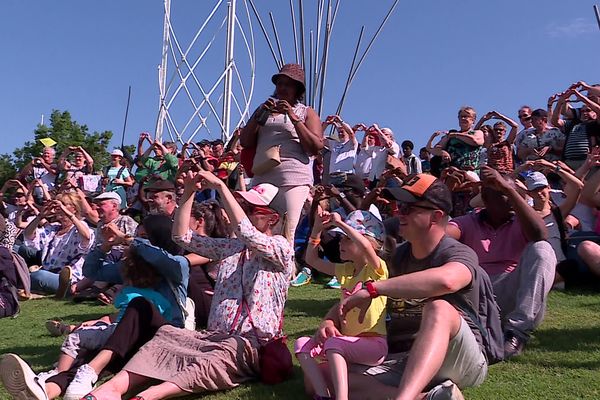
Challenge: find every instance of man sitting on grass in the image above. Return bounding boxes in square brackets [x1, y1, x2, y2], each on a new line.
[312, 174, 498, 399]
[446, 166, 555, 358]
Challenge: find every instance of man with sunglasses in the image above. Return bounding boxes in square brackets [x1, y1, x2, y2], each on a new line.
[317, 174, 496, 400]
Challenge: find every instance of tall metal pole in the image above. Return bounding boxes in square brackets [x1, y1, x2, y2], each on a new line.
[222, 0, 237, 142]
[299, 0, 306, 71]
[290, 0, 299, 64]
[269, 12, 285, 66]
[336, 26, 364, 116]
[348, 0, 399, 85]
[594, 5, 600, 30]
[317, 0, 332, 116]
[155, 0, 171, 142]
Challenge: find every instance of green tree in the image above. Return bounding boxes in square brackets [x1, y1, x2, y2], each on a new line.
[12, 110, 113, 171]
[0, 154, 16, 188]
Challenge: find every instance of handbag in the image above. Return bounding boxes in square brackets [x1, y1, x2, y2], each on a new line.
[231, 299, 292, 385]
[252, 144, 281, 176]
[229, 250, 293, 384]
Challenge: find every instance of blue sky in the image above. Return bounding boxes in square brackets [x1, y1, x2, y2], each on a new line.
[1, 0, 599, 156]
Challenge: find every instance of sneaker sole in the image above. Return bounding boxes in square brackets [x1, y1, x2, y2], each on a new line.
[0, 354, 47, 400]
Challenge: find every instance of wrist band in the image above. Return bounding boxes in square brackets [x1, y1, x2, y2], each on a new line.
[309, 237, 321, 246]
[364, 280, 379, 298]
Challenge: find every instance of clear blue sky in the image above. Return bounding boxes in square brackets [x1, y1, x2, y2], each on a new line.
[1, 0, 599, 156]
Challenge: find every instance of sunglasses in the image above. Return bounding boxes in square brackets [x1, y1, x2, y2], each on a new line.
[398, 203, 440, 215]
[519, 115, 531, 120]
[242, 203, 276, 216]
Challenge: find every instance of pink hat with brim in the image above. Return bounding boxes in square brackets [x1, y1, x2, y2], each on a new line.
[235, 183, 279, 208]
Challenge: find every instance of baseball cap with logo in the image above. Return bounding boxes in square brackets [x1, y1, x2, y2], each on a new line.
[384, 174, 453, 214]
[235, 183, 279, 208]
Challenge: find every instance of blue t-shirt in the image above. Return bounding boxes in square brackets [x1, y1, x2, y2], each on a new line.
[113, 286, 172, 323]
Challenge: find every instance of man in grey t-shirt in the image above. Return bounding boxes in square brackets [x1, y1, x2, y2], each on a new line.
[312, 174, 494, 399]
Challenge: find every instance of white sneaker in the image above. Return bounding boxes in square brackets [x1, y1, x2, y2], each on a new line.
[63, 364, 97, 400]
[426, 380, 465, 400]
[35, 369, 58, 389]
[0, 353, 49, 400]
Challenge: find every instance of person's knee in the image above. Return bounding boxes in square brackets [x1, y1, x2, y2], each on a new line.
[421, 300, 461, 333]
[577, 240, 600, 259]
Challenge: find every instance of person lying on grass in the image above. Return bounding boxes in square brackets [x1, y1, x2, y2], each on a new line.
[298, 209, 388, 400]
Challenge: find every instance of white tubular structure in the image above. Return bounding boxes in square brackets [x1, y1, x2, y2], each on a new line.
[154, 1, 397, 145]
[155, 0, 255, 145]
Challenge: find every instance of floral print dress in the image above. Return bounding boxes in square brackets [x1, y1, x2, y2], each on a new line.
[173, 217, 294, 345]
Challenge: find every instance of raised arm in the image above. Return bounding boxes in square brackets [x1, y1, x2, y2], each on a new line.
[480, 166, 547, 241]
[448, 129, 484, 147]
[493, 111, 520, 144]
[304, 211, 337, 276]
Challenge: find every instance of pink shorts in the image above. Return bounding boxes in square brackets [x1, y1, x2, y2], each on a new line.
[294, 335, 388, 366]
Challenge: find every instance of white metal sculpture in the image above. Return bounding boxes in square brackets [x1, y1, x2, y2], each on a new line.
[154, 0, 399, 145]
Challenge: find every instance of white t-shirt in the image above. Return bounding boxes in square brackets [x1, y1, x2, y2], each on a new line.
[327, 138, 358, 175]
[368, 142, 400, 181]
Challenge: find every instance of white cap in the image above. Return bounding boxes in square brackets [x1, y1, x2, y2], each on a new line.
[110, 149, 124, 157]
[94, 191, 122, 207]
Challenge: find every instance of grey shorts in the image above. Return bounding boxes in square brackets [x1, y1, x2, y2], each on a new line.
[357, 317, 488, 389]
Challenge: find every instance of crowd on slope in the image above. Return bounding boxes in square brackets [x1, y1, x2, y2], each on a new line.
[0, 63, 599, 400]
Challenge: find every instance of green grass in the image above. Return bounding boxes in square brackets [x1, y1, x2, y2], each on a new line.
[1, 286, 600, 399]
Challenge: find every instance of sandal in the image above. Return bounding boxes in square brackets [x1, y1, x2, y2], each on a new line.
[97, 285, 123, 306]
[72, 286, 102, 303]
[45, 320, 72, 337]
[80, 395, 98, 400]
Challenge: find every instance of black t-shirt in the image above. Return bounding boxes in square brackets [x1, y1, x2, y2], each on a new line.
[387, 235, 483, 353]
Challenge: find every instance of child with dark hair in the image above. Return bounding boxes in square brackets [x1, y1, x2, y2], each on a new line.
[35, 243, 173, 387]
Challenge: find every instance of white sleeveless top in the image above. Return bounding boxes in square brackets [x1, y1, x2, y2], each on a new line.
[252, 103, 314, 187]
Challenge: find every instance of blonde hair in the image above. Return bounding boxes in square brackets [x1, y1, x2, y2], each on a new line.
[55, 192, 83, 219]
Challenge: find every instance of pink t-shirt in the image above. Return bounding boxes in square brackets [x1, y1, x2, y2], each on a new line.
[449, 211, 528, 275]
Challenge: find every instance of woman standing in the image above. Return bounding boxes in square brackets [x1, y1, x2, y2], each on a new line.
[240, 63, 323, 242]
[428, 106, 485, 171]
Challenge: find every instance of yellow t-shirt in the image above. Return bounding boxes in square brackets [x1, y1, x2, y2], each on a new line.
[335, 258, 388, 337]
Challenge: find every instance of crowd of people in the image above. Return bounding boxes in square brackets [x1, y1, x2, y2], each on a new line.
[0, 63, 599, 400]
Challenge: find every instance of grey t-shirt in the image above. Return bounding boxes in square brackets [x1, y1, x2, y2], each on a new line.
[387, 235, 483, 353]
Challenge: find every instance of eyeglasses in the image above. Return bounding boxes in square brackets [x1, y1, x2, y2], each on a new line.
[398, 203, 440, 215]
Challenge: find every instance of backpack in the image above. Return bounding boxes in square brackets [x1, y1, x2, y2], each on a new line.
[446, 269, 505, 365]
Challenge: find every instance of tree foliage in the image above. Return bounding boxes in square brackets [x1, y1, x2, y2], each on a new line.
[12, 110, 113, 171]
[0, 154, 16, 187]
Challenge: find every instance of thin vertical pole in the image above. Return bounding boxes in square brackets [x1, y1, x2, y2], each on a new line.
[121, 86, 132, 149]
[247, 0, 281, 68]
[269, 12, 285, 66]
[348, 0, 399, 85]
[313, 0, 325, 101]
[594, 5, 600, 30]
[222, 0, 236, 142]
[308, 30, 314, 107]
[299, 0, 306, 71]
[290, 0, 299, 64]
[336, 26, 364, 116]
[155, 0, 171, 142]
[317, 0, 332, 116]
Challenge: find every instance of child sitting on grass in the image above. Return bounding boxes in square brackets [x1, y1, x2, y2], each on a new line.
[30, 243, 173, 387]
[296, 210, 388, 400]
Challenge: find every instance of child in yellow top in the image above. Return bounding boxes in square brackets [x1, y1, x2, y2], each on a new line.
[296, 210, 388, 400]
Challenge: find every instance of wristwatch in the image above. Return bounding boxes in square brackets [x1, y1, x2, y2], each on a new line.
[338, 192, 346, 199]
[363, 280, 379, 298]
